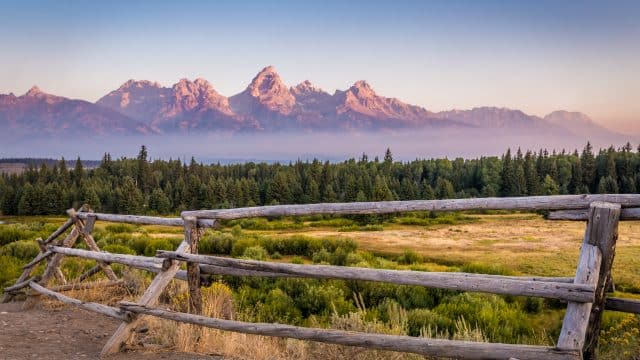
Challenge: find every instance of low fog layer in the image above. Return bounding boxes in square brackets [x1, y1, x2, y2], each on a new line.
[1, 129, 636, 162]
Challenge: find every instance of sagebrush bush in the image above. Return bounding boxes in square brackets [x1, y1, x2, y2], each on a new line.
[0, 255, 22, 288]
[143, 238, 174, 256]
[256, 288, 302, 324]
[396, 249, 423, 265]
[102, 243, 136, 255]
[432, 293, 532, 342]
[104, 223, 135, 234]
[0, 240, 40, 260]
[243, 245, 268, 260]
[0, 225, 31, 245]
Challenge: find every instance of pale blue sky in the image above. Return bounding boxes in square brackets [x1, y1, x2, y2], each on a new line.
[1, 0, 638, 132]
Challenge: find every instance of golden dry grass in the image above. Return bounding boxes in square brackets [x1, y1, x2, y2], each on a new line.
[260, 214, 640, 291]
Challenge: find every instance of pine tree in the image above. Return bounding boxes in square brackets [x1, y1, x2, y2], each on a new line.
[149, 188, 171, 214]
[581, 142, 596, 192]
[597, 176, 619, 194]
[541, 175, 560, 195]
[501, 149, 517, 196]
[373, 176, 394, 201]
[72, 157, 84, 187]
[435, 177, 455, 199]
[384, 148, 393, 163]
[115, 177, 143, 214]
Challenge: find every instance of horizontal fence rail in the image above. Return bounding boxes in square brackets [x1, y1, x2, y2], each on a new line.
[182, 194, 640, 219]
[118, 301, 580, 360]
[156, 251, 595, 303]
[75, 212, 217, 227]
[549, 207, 640, 221]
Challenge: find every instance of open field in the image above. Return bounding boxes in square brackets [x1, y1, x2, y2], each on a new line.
[1, 212, 639, 359]
[260, 214, 640, 293]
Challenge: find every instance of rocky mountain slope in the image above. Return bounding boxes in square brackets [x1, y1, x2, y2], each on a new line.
[1, 66, 619, 138]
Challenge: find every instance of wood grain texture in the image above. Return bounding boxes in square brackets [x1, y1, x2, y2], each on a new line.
[181, 194, 640, 220]
[583, 202, 621, 359]
[156, 251, 594, 303]
[557, 202, 620, 354]
[549, 207, 640, 221]
[605, 297, 640, 314]
[119, 302, 580, 360]
[75, 212, 216, 227]
[184, 216, 203, 314]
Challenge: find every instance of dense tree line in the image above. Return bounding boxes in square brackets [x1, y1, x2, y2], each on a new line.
[1, 143, 639, 216]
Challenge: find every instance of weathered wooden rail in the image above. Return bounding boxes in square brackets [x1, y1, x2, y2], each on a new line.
[3, 194, 640, 360]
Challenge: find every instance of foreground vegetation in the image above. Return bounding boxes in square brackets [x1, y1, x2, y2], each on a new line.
[2, 142, 640, 216]
[2, 212, 639, 359]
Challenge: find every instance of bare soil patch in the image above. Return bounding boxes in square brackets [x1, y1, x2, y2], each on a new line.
[0, 301, 219, 360]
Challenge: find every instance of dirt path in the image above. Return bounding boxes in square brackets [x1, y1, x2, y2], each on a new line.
[0, 302, 220, 360]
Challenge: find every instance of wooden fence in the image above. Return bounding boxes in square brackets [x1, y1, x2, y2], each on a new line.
[3, 194, 640, 359]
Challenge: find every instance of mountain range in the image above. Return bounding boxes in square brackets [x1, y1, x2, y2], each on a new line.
[0, 66, 619, 138]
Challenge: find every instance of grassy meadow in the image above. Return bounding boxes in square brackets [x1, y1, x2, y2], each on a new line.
[1, 212, 639, 359]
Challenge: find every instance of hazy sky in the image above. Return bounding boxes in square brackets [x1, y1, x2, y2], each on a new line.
[1, 0, 638, 133]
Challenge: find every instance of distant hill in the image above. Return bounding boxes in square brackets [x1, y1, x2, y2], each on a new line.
[0, 158, 100, 175]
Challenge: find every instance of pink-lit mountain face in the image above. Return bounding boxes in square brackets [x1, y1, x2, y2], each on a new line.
[0, 66, 617, 137]
[0, 87, 150, 136]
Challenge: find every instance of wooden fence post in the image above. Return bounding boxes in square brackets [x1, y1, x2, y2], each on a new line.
[583, 202, 621, 359]
[184, 216, 203, 314]
[557, 202, 620, 358]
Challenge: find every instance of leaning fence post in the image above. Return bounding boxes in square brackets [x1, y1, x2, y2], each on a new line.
[583, 202, 621, 359]
[184, 216, 203, 314]
[557, 201, 620, 358]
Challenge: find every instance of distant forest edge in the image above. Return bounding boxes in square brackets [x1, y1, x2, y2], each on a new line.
[0, 158, 101, 167]
[1, 142, 639, 216]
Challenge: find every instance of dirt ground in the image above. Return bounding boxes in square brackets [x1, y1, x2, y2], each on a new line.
[0, 301, 220, 360]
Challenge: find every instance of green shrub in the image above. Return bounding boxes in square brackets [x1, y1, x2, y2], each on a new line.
[308, 218, 355, 228]
[337, 224, 383, 232]
[60, 257, 95, 279]
[231, 237, 260, 257]
[0, 240, 40, 260]
[0, 255, 22, 288]
[460, 262, 513, 276]
[103, 244, 136, 255]
[0, 226, 30, 245]
[200, 231, 234, 255]
[144, 238, 173, 256]
[397, 249, 423, 265]
[128, 235, 150, 255]
[256, 289, 302, 324]
[242, 246, 268, 261]
[270, 251, 282, 259]
[295, 283, 353, 317]
[433, 293, 531, 342]
[105, 223, 135, 234]
[523, 297, 544, 314]
[407, 308, 454, 336]
[312, 249, 332, 264]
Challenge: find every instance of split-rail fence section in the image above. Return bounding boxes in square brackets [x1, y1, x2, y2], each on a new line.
[3, 194, 640, 360]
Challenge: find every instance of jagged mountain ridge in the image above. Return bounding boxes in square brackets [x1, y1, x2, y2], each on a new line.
[1, 66, 617, 137]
